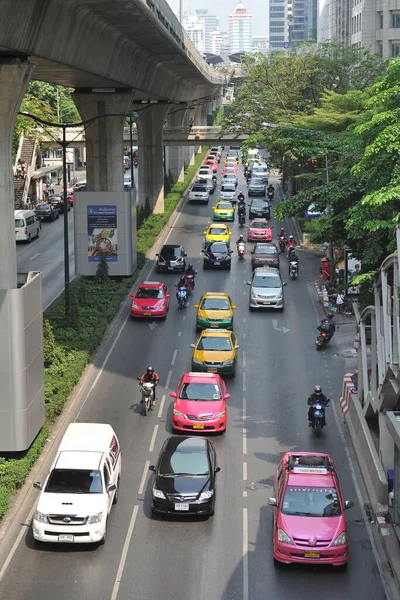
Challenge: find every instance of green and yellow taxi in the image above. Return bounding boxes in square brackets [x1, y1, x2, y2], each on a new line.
[190, 329, 239, 376]
[194, 292, 237, 331]
[204, 223, 232, 246]
[212, 201, 235, 222]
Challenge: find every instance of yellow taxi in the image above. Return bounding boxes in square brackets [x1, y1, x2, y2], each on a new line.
[204, 223, 232, 246]
[190, 329, 239, 376]
[194, 292, 237, 331]
[212, 201, 235, 222]
[224, 156, 238, 165]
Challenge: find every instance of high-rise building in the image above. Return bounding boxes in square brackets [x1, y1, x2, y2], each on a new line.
[183, 14, 206, 53]
[195, 10, 219, 53]
[252, 36, 269, 53]
[229, 2, 253, 53]
[269, 0, 291, 49]
[269, 0, 317, 50]
[210, 28, 230, 55]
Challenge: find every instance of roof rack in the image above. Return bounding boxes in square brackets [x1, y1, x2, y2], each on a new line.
[287, 454, 331, 471]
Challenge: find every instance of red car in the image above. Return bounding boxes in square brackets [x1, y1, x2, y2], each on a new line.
[268, 452, 354, 566]
[170, 372, 230, 433]
[222, 166, 238, 177]
[247, 219, 273, 242]
[129, 281, 170, 319]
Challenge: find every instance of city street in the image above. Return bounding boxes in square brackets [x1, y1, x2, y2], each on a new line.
[0, 160, 389, 600]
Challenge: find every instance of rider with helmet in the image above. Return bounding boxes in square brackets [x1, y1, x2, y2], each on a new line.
[307, 385, 329, 425]
[139, 367, 160, 405]
[185, 263, 197, 290]
[236, 234, 245, 246]
[318, 312, 336, 341]
[287, 235, 296, 248]
[237, 192, 245, 203]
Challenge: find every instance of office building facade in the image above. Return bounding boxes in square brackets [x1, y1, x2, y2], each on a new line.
[229, 2, 253, 53]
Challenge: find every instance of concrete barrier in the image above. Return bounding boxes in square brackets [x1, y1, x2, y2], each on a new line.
[340, 374, 388, 513]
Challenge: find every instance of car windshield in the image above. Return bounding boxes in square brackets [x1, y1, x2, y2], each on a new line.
[207, 243, 228, 254]
[197, 336, 232, 351]
[251, 222, 269, 229]
[282, 486, 342, 517]
[252, 275, 281, 288]
[136, 288, 163, 299]
[209, 227, 226, 235]
[15, 219, 25, 227]
[180, 382, 221, 400]
[255, 245, 276, 254]
[201, 298, 230, 310]
[252, 200, 268, 207]
[192, 186, 207, 192]
[160, 451, 210, 476]
[221, 186, 235, 192]
[36, 205, 50, 211]
[160, 247, 181, 258]
[45, 469, 103, 494]
[217, 203, 232, 210]
[250, 179, 265, 184]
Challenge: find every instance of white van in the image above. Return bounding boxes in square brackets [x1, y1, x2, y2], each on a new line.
[15, 209, 40, 242]
[32, 423, 121, 545]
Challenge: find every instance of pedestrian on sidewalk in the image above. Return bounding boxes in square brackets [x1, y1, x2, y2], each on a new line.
[16, 160, 22, 179]
[21, 161, 27, 178]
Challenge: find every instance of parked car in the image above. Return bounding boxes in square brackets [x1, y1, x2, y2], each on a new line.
[149, 436, 220, 516]
[34, 203, 60, 222]
[247, 266, 286, 310]
[188, 184, 209, 204]
[249, 198, 270, 219]
[156, 244, 187, 273]
[129, 282, 170, 319]
[251, 243, 280, 269]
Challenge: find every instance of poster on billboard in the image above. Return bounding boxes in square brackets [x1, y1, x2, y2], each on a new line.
[87, 205, 117, 262]
[344, 249, 361, 295]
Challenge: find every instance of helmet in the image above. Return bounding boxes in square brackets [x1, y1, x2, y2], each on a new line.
[280, 228, 285, 233]
[187, 263, 193, 270]
[147, 366, 154, 374]
[238, 234, 244, 241]
[289, 235, 294, 240]
[327, 312, 334, 319]
[314, 385, 322, 395]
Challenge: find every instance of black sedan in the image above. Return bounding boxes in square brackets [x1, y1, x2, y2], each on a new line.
[34, 203, 59, 221]
[249, 198, 271, 219]
[251, 243, 280, 270]
[156, 244, 187, 273]
[202, 241, 233, 270]
[50, 196, 71, 213]
[149, 436, 220, 516]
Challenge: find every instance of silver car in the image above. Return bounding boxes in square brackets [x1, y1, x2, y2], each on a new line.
[247, 267, 286, 310]
[220, 183, 236, 202]
[189, 184, 210, 204]
[248, 177, 267, 196]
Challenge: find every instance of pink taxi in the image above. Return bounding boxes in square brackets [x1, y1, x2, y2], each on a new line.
[268, 452, 354, 566]
[170, 372, 230, 433]
[247, 219, 273, 242]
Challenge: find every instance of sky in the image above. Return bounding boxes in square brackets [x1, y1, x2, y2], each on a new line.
[166, 0, 268, 37]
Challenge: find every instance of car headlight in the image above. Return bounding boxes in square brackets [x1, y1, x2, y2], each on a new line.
[277, 528, 293, 545]
[214, 411, 226, 419]
[152, 488, 166, 499]
[192, 357, 203, 365]
[157, 257, 166, 264]
[223, 359, 234, 366]
[131, 302, 141, 309]
[175, 257, 183, 263]
[199, 490, 214, 500]
[173, 409, 185, 417]
[332, 531, 347, 546]
[34, 510, 48, 523]
[88, 512, 103, 524]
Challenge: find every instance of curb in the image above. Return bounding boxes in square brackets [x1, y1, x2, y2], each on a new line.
[376, 514, 400, 591]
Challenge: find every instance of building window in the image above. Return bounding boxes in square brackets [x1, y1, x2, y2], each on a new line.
[271, 21, 285, 25]
[270, 27, 284, 32]
[392, 42, 400, 56]
[270, 35, 285, 41]
[393, 13, 400, 28]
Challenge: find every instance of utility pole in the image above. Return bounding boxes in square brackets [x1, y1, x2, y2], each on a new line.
[179, 0, 183, 23]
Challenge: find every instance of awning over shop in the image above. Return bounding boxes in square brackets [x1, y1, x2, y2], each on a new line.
[31, 165, 63, 180]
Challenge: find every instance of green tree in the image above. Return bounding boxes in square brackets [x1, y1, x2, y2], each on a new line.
[95, 255, 110, 283]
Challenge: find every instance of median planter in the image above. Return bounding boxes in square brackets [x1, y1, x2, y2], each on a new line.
[0, 147, 209, 521]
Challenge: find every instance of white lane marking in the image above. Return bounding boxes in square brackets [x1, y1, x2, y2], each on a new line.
[165, 370, 172, 389]
[75, 315, 129, 420]
[148, 322, 158, 331]
[182, 316, 186, 321]
[138, 460, 150, 495]
[242, 351, 247, 369]
[29, 253, 41, 261]
[0, 503, 36, 584]
[110, 505, 139, 600]
[243, 332, 247, 339]
[157, 394, 166, 418]
[149, 425, 159, 452]
[243, 317, 246, 323]
[243, 490, 248, 498]
[242, 373, 247, 393]
[243, 462, 247, 481]
[242, 428, 247, 455]
[171, 349, 178, 366]
[178, 331, 182, 337]
[243, 508, 249, 600]
[243, 396, 247, 417]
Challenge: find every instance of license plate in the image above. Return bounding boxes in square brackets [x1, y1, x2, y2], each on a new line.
[175, 503, 189, 511]
[143, 312, 152, 316]
[168, 267, 174, 270]
[58, 534, 74, 542]
[263, 301, 271, 305]
[210, 324, 218, 327]
[193, 423, 205, 429]
[304, 551, 320, 558]
[207, 368, 218, 373]
[214, 262, 220, 266]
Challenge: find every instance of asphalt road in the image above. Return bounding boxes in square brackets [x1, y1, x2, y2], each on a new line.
[0, 159, 388, 600]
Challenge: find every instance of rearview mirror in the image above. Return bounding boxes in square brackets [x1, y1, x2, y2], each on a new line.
[268, 497, 277, 507]
[129, 293, 134, 297]
[194, 304, 199, 308]
[246, 281, 251, 286]
[232, 305, 237, 309]
[224, 393, 231, 400]
[190, 343, 195, 348]
[107, 483, 117, 493]
[283, 282, 287, 287]
[203, 231, 207, 235]
[33, 481, 42, 490]
[215, 466, 221, 473]
[169, 391, 177, 398]
[344, 500, 354, 510]
[149, 465, 155, 472]
[156, 253, 159, 257]
[235, 345, 239, 349]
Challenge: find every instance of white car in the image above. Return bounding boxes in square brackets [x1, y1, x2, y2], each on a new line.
[197, 168, 213, 181]
[188, 184, 209, 203]
[220, 183, 236, 203]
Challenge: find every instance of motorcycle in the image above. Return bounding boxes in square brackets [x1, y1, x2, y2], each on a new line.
[176, 286, 188, 309]
[237, 242, 246, 259]
[278, 236, 287, 253]
[308, 398, 329, 438]
[237, 193, 245, 203]
[138, 380, 155, 416]
[289, 260, 299, 280]
[184, 273, 195, 293]
[287, 245, 296, 260]
[238, 212, 246, 226]
[267, 190, 274, 201]
[315, 321, 333, 350]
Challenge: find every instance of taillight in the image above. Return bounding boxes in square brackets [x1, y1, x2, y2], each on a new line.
[24, 227, 27, 233]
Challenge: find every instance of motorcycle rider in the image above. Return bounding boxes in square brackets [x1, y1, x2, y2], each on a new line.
[236, 234, 245, 247]
[267, 184, 274, 194]
[139, 366, 160, 405]
[287, 235, 296, 248]
[318, 312, 336, 341]
[185, 263, 197, 288]
[237, 191, 245, 203]
[288, 249, 299, 275]
[307, 385, 329, 426]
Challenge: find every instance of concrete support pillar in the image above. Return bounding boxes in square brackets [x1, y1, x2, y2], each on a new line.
[166, 108, 185, 183]
[182, 110, 195, 167]
[73, 90, 134, 192]
[195, 103, 208, 127]
[0, 59, 33, 289]
[134, 103, 169, 213]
